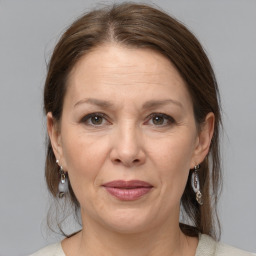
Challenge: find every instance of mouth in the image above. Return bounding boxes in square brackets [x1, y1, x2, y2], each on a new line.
[102, 180, 153, 201]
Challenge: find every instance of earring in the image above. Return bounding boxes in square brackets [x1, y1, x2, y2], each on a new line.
[191, 164, 203, 205]
[56, 160, 68, 198]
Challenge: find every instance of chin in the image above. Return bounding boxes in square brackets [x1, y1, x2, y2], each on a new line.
[97, 207, 158, 234]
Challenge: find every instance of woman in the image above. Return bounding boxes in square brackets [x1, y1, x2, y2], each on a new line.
[31, 3, 253, 256]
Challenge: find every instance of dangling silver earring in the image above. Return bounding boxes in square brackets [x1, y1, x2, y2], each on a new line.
[56, 160, 68, 198]
[191, 164, 203, 205]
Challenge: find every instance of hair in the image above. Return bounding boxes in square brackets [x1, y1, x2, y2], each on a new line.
[44, 2, 222, 240]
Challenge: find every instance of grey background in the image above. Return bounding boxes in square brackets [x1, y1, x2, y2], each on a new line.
[0, 0, 255, 255]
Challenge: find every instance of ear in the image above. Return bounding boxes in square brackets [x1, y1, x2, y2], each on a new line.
[190, 112, 215, 168]
[47, 112, 64, 164]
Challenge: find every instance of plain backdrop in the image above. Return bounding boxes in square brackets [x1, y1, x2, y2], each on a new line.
[0, 0, 255, 255]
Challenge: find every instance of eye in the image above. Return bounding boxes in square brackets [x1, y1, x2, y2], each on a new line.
[90, 115, 103, 125]
[80, 113, 109, 126]
[146, 113, 175, 126]
[152, 115, 165, 125]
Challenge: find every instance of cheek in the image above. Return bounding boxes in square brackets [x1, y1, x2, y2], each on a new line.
[149, 133, 195, 199]
[60, 129, 109, 193]
[151, 133, 195, 174]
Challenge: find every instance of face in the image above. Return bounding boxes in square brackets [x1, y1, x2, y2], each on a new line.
[48, 44, 212, 234]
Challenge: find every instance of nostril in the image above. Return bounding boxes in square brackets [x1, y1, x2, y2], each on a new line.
[113, 158, 140, 166]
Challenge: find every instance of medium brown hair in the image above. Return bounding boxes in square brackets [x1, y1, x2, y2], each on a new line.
[44, 2, 222, 239]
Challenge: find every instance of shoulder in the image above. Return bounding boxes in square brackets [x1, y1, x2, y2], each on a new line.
[196, 234, 255, 256]
[216, 242, 255, 256]
[29, 242, 65, 256]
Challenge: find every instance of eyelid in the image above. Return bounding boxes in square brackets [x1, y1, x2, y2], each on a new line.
[80, 112, 110, 125]
[145, 113, 176, 125]
[80, 112, 175, 127]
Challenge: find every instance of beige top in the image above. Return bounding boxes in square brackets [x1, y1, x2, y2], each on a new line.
[30, 234, 254, 256]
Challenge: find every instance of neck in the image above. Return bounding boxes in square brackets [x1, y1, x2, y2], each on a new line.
[62, 213, 197, 256]
[83, 224, 183, 256]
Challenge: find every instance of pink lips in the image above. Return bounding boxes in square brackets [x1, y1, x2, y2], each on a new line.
[102, 180, 153, 201]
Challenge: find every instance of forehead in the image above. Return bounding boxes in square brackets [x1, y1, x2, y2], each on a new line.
[66, 44, 192, 108]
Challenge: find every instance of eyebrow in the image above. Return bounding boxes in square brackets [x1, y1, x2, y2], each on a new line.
[74, 98, 183, 109]
[142, 99, 183, 109]
[74, 98, 114, 108]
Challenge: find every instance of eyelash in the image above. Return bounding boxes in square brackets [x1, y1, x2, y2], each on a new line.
[80, 112, 109, 126]
[146, 113, 175, 126]
[80, 112, 175, 127]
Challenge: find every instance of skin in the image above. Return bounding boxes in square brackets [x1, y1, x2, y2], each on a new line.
[47, 44, 215, 256]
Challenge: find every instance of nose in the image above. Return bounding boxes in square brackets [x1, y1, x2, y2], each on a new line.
[110, 123, 146, 167]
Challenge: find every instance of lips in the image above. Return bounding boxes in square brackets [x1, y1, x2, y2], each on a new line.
[102, 180, 153, 201]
